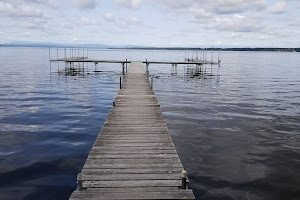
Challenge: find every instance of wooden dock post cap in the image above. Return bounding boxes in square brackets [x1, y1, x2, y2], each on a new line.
[77, 173, 82, 181]
[181, 170, 187, 178]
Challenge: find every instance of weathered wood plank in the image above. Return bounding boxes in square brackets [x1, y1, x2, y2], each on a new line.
[96, 138, 172, 141]
[82, 180, 183, 188]
[81, 173, 183, 181]
[70, 190, 195, 200]
[85, 187, 187, 192]
[87, 154, 179, 159]
[97, 136, 170, 140]
[91, 146, 176, 150]
[93, 143, 175, 147]
[81, 168, 184, 175]
[83, 163, 183, 169]
[84, 158, 182, 165]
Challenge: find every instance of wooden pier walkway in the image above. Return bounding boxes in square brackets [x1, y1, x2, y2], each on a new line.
[69, 62, 195, 200]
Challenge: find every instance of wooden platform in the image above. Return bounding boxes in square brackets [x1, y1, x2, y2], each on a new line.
[50, 58, 219, 65]
[69, 62, 195, 200]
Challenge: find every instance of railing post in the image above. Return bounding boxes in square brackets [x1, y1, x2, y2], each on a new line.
[77, 173, 83, 191]
[120, 76, 122, 89]
[122, 63, 125, 76]
[181, 170, 187, 189]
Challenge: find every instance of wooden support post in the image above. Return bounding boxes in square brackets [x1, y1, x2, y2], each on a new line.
[146, 59, 148, 73]
[122, 63, 125, 76]
[146, 59, 149, 76]
[151, 75, 153, 90]
[126, 59, 128, 73]
[120, 76, 122, 89]
[77, 173, 83, 191]
[57, 47, 59, 70]
[181, 170, 187, 189]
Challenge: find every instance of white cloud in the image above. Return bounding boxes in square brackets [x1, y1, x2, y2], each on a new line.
[160, 0, 266, 14]
[289, 18, 300, 26]
[20, 18, 47, 30]
[103, 12, 115, 22]
[267, 2, 286, 14]
[115, 0, 142, 10]
[79, 17, 90, 25]
[73, 0, 96, 9]
[58, 23, 74, 29]
[202, 14, 264, 32]
[74, 17, 99, 26]
[0, 2, 43, 17]
[24, 0, 57, 8]
[21, 21, 39, 29]
[126, 16, 142, 25]
[116, 16, 142, 28]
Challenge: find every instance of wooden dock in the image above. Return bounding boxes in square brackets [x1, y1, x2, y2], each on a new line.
[50, 58, 219, 65]
[69, 62, 195, 200]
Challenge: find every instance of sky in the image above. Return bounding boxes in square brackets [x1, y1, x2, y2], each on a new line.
[0, 0, 299, 47]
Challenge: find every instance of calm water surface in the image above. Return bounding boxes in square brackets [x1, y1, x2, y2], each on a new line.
[0, 47, 299, 200]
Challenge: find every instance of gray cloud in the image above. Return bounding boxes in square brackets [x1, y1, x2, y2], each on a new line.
[189, 7, 212, 18]
[212, 0, 266, 14]
[115, 0, 142, 10]
[73, 0, 96, 9]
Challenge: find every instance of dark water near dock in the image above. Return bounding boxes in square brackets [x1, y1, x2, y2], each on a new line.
[0, 47, 299, 200]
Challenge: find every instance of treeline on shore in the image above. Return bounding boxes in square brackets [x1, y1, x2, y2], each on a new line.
[122, 47, 300, 52]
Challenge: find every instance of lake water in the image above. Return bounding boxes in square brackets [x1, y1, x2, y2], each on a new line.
[0, 47, 299, 200]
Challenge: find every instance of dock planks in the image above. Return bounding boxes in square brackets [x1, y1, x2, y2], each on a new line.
[69, 62, 195, 200]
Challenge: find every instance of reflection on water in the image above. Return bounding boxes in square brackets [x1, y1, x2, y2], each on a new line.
[0, 48, 299, 200]
[0, 47, 120, 199]
[154, 51, 300, 200]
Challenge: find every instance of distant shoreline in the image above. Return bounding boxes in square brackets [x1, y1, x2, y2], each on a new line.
[111, 47, 300, 52]
[0, 44, 299, 52]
